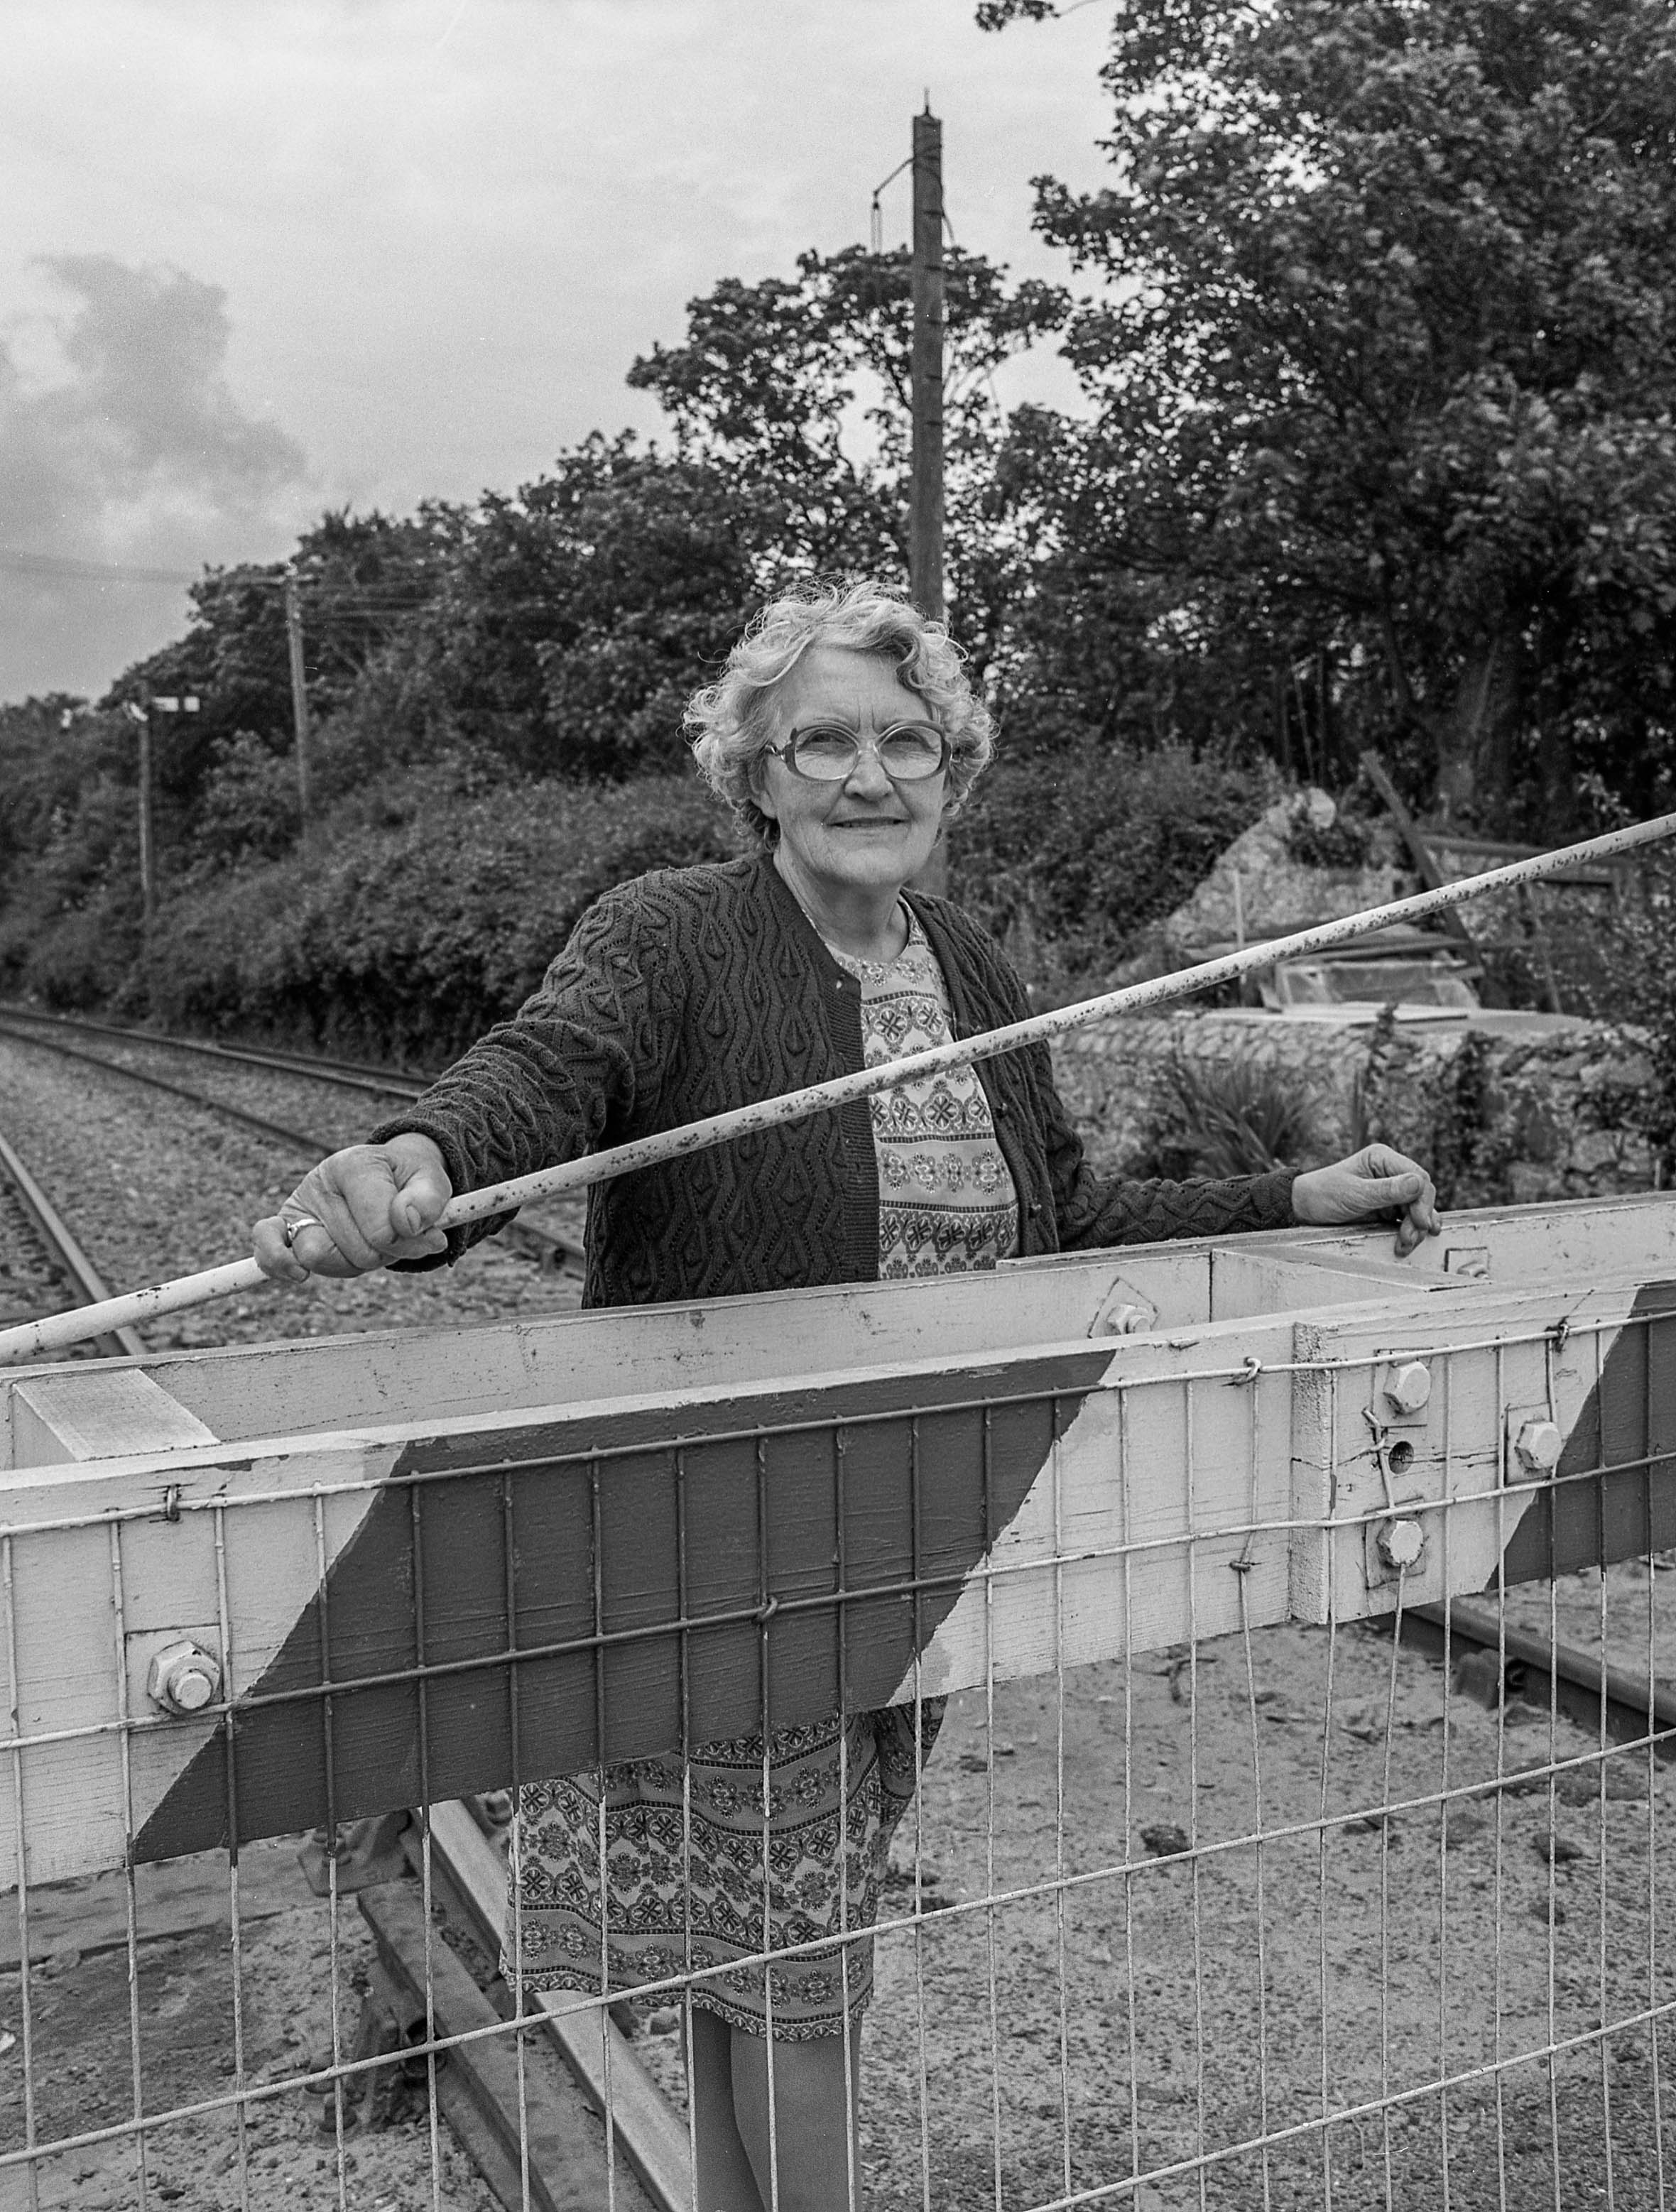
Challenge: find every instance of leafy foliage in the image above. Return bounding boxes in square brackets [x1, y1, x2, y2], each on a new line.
[1602, 854, 1676, 1176]
[629, 244, 1070, 676]
[949, 741, 1274, 995]
[142, 774, 740, 1064]
[1126, 1050, 1326, 1179]
[986, 0, 1676, 834]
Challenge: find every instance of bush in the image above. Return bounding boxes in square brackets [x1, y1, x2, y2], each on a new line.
[1602, 855, 1676, 1178]
[1126, 1050, 1325, 1180]
[188, 730, 303, 877]
[0, 768, 145, 1008]
[949, 740, 1274, 998]
[142, 772, 740, 1064]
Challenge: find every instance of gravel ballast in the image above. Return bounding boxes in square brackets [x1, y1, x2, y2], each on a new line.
[4, 1033, 1674, 2208]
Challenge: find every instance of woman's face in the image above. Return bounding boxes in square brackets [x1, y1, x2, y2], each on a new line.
[753, 645, 947, 901]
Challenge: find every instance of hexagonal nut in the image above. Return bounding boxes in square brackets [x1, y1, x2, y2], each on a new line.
[146, 1639, 222, 1718]
[1516, 1420, 1564, 1473]
[1383, 1361, 1432, 1417]
[1376, 1518, 1427, 1572]
[1092, 1302, 1148, 1338]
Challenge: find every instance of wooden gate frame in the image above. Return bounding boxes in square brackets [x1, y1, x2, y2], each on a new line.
[3, 1192, 1672, 1891]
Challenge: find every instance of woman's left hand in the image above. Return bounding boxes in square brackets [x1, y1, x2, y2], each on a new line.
[1291, 1143, 1441, 1258]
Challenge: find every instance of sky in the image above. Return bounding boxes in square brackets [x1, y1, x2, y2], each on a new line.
[0, 0, 1115, 704]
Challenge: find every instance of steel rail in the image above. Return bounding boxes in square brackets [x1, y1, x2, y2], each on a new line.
[1395, 1598, 1676, 1755]
[0, 1021, 583, 1278]
[0, 1019, 344, 1157]
[0, 1128, 145, 1359]
[0, 1001, 428, 1097]
[355, 1865, 609, 2212]
[425, 1799, 690, 2212]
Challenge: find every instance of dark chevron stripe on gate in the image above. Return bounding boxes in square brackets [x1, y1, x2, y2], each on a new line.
[132, 1348, 1114, 1863]
[1497, 1279, 1676, 1589]
[131, 1277, 1676, 1868]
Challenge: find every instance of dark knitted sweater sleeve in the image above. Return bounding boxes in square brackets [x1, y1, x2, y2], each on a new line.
[367, 885, 661, 1265]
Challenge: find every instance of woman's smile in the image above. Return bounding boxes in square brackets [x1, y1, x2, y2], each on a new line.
[753, 644, 948, 957]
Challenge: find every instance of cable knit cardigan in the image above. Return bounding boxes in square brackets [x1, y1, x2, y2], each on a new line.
[371, 852, 1298, 1308]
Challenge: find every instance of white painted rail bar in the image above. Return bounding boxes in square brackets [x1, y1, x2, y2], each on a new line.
[4, 809, 1673, 1364]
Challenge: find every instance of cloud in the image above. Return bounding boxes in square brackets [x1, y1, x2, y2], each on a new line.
[0, 255, 310, 699]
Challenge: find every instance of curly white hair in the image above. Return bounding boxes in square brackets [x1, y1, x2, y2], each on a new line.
[686, 581, 995, 844]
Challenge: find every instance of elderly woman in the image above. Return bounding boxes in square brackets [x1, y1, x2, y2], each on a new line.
[256, 582, 1438, 2212]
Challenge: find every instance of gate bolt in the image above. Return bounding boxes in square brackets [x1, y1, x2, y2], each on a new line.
[146, 1640, 222, 1718]
[1376, 1518, 1427, 1573]
[1093, 1302, 1148, 1338]
[1383, 1361, 1432, 1416]
[1516, 1420, 1563, 1473]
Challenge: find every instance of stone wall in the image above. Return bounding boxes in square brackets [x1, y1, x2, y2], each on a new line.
[1050, 1010, 1660, 1206]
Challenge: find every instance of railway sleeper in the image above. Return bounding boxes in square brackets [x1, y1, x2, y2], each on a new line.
[357, 1870, 655, 2212]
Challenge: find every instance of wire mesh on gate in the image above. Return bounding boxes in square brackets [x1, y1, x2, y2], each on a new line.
[2, 1282, 1674, 2212]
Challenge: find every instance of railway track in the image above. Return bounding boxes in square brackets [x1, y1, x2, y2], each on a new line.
[0, 1126, 145, 1358]
[1394, 1598, 1676, 1758]
[0, 1000, 431, 1096]
[0, 1006, 584, 1276]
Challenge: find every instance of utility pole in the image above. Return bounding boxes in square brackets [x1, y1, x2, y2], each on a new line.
[909, 102, 949, 895]
[283, 567, 313, 848]
[909, 102, 945, 626]
[128, 692, 201, 935]
[129, 697, 156, 932]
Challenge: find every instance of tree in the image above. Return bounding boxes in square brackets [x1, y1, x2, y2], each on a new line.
[392, 437, 768, 779]
[984, 0, 1676, 833]
[628, 245, 1070, 679]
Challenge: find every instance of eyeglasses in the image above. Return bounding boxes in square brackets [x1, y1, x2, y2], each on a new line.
[765, 721, 952, 784]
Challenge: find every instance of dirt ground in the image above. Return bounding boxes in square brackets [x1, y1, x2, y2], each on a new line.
[4, 1037, 1675, 2206]
[2, 1586, 1672, 2211]
[0, 1892, 501, 2212]
[860, 1581, 1676, 2212]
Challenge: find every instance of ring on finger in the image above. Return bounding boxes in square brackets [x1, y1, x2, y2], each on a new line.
[280, 1211, 324, 1253]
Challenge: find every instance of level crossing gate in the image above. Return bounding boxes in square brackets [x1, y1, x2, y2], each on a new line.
[3, 1192, 1675, 2207]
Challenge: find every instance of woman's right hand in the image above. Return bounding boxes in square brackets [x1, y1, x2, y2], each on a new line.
[252, 1133, 455, 1281]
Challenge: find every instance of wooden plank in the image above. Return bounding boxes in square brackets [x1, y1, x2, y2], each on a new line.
[4, 1194, 1665, 1459]
[0, 1834, 308, 1970]
[0, 1246, 1209, 1467]
[1290, 1277, 1670, 1622]
[0, 1279, 1473, 1879]
[11, 1369, 217, 1467]
[1207, 1245, 1438, 1324]
[1241, 1190, 1676, 1290]
[1498, 1280, 1676, 1588]
[896, 1315, 1300, 1701]
[0, 1435, 396, 1888]
[117, 1339, 1130, 1870]
[1359, 748, 1484, 966]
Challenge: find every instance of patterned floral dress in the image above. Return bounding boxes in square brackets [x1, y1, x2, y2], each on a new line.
[504, 912, 1019, 2039]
